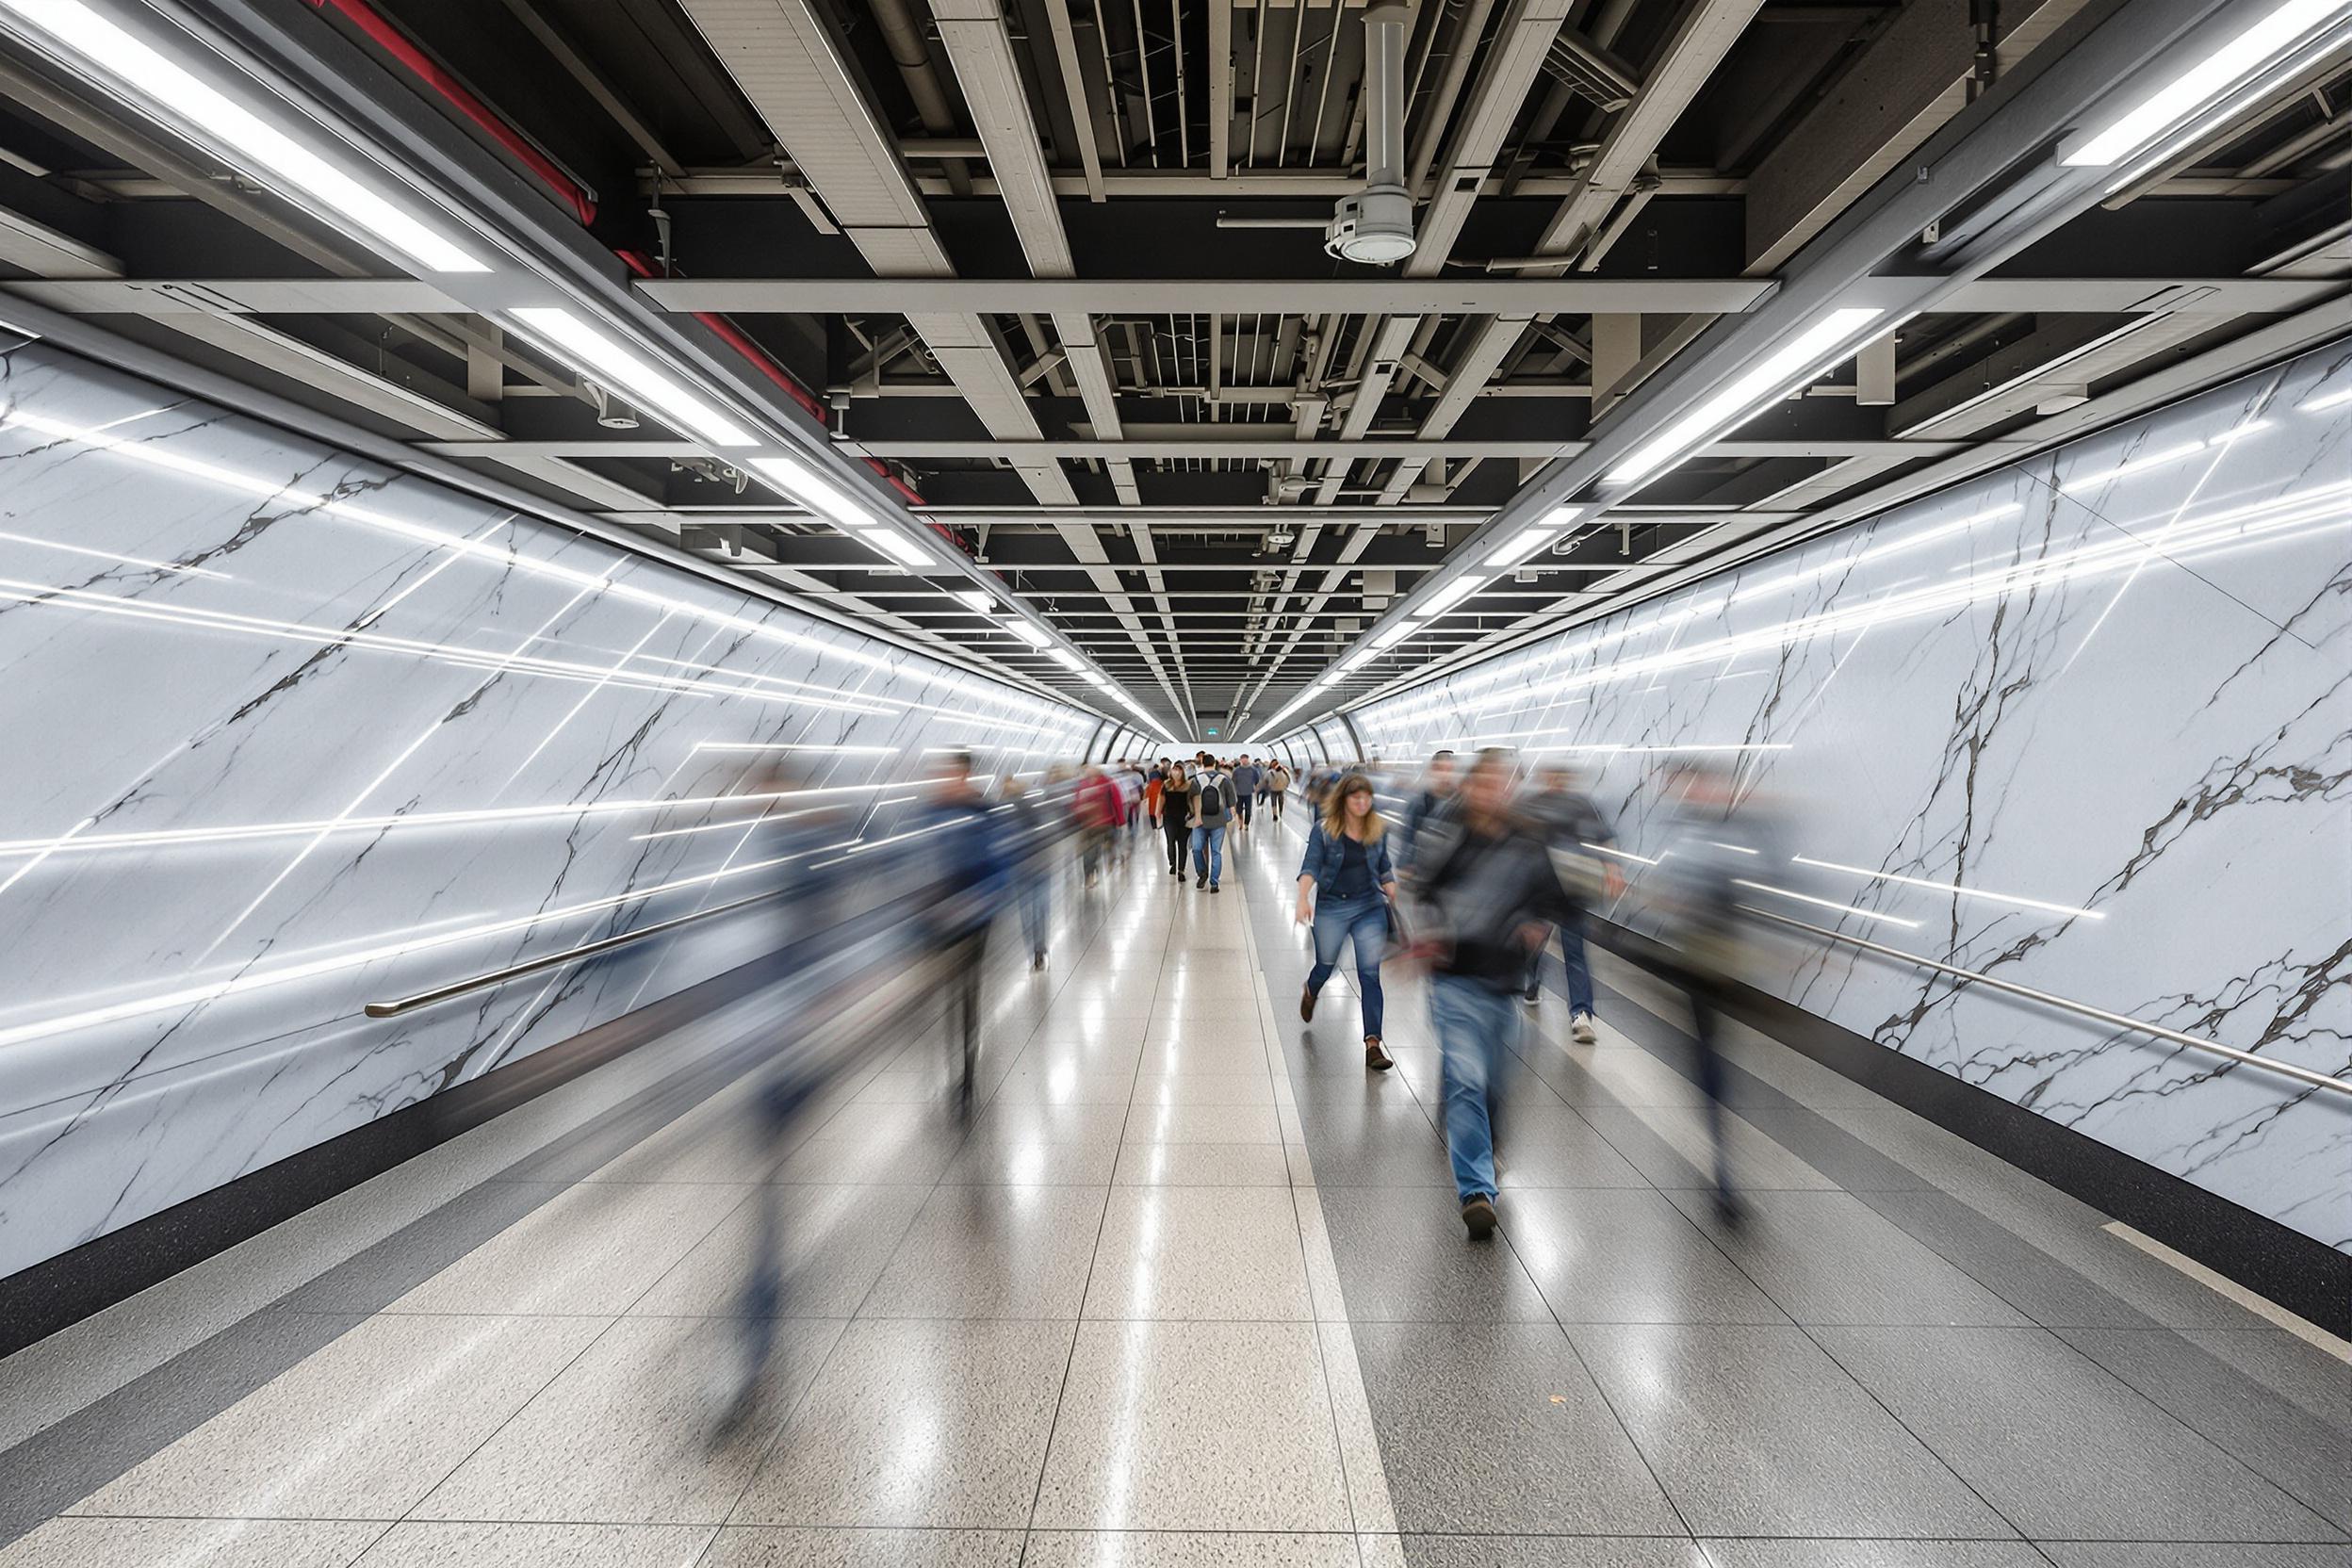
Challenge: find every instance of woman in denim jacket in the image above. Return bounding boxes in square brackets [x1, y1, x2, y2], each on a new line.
[1295, 772, 1401, 1070]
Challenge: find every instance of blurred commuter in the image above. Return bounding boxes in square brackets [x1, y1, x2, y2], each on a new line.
[1266, 760, 1292, 820]
[1649, 760, 1767, 1224]
[998, 771, 1054, 970]
[1403, 748, 1576, 1238]
[1187, 756, 1234, 892]
[1295, 772, 1398, 1070]
[1397, 750, 1459, 877]
[1075, 764, 1120, 886]
[1518, 762, 1623, 1041]
[1159, 761, 1193, 879]
[916, 752, 1009, 1119]
[1144, 760, 1167, 828]
[1230, 754, 1261, 833]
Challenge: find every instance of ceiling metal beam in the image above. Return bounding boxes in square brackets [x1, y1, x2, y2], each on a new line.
[427, 436, 1959, 461]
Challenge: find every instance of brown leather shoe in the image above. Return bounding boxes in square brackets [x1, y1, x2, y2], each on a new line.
[1461, 1195, 1497, 1239]
[1364, 1036, 1393, 1071]
[1300, 984, 1317, 1022]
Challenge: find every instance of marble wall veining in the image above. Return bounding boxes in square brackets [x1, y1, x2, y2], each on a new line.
[1341, 343, 2352, 1250]
[0, 341, 1098, 1280]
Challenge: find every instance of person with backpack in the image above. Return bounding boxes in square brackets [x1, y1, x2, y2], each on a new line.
[1187, 756, 1233, 891]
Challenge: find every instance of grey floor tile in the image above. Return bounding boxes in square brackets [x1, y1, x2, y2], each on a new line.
[1124, 1102, 1284, 1145]
[0, 1518, 382, 1568]
[1572, 1322, 2015, 1538]
[698, 1527, 1023, 1567]
[2056, 1328, 2352, 1529]
[859, 1184, 1108, 1317]
[989, 1069, 1142, 1105]
[1315, 1187, 1552, 1321]
[964, 1102, 1134, 1146]
[1726, 1102, 1937, 1191]
[734, 1318, 1074, 1527]
[74, 1312, 609, 1520]
[411, 1316, 841, 1524]
[630, 1184, 930, 1318]
[770, 1129, 961, 1187]
[1535, 1045, 1721, 1109]
[2179, 1329, 2352, 1429]
[939, 1136, 1124, 1186]
[1501, 1187, 1789, 1325]
[1291, 1107, 1454, 1188]
[1033, 1320, 1350, 1531]
[2037, 1547, 2352, 1567]
[1022, 1531, 1359, 1567]
[1697, 1545, 2050, 1568]
[1853, 1189, 2161, 1330]
[1399, 1542, 1706, 1568]
[1084, 1186, 1313, 1320]
[384, 1182, 750, 1315]
[1581, 1105, 1837, 1192]
[1817, 1325, 2345, 1542]
[351, 1522, 714, 1566]
[1111, 1141, 1295, 1186]
[1492, 1107, 1654, 1188]
[1132, 1071, 1280, 1106]
[1665, 1189, 2033, 1327]
[1348, 1321, 1680, 1535]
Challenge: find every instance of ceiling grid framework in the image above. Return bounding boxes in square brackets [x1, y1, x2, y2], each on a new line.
[0, 0, 2341, 736]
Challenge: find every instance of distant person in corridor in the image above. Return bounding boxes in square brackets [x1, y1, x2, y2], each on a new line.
[1159, 760, 1193, 879]
[1296, 772, 1399, 1070]
[1397, 749, 1458, 875]
[1187, 755, 1233, 892]
[1519, 761, 1623, 1041]
[1230, 754, 1261, 832]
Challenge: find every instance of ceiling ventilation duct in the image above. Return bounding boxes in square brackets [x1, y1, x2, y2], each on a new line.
[1327, 1, 1416, 266]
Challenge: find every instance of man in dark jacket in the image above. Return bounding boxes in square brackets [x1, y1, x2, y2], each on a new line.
[1404, 748, 1574, 1237]
[1187, 759, 1234, 891]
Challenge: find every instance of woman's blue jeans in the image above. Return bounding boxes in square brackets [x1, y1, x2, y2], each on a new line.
[1305, 892, 1388, 1037]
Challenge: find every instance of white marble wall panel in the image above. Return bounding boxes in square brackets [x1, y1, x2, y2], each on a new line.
[0, 342, 1097, 1278]
[1347, 344, 2352, 1249]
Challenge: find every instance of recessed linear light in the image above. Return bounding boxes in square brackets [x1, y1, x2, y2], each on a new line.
[1791, 855, 2105, 919]
[1047, 647, 1084, 670]
[1732, 878, 1923, 929]
[1369, 622, 1417, 649]
[955, 589, 996, 613]
[1006, 620, 1051, 648]
[508, 308, 755, 448]
[1483, 506, 1587, 570]
[749, 452, 878, 528]
[1609, 307, 1886, 492]
[857, 528, 933, 569]
[2059, 0, 2352, 172]
[0, 0, 490, 275]
[1413, 575, 1483, 618]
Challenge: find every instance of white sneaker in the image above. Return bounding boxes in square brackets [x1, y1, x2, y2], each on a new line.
[1571, 1012, 1597, 1044]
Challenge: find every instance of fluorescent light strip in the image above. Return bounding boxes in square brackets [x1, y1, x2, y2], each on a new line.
[1369, 622, 1417, 649]
[507, 308, 755, 448]
[0, 530, 230, 579]
[1413, 574, 1484, 618]
[955, 589, 996, 613]
[1, 408, 1084, 727]
[1732, 879, 1922, 928]
[1792, 855, 2105, 919]
[1609, 307, 1886, 491]
[2060, 0, 2352, 169]
[747, 452, 876, 528]
[2099, 19, 2352, 193]
[1048, 647, 1084, 670]
[1482, 506, 1586, 570]
[858, 528, 934, 569]
[0, 0, 489, 274]
[1006, 621, 1051, 647]
[689, 742, 901, 754]
[2058, 439, 2208, 493]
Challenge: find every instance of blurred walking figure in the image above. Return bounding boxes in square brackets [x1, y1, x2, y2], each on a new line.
[1266, 760, 1292, 820]
[1650, 760, 1766, 1225]
[1187, 755, 1234, 892]
[1230, 754, 1261, 833]
[997, 771, 1054, 970]
[1397, 750, 1459, 876]
[1519, 762, 1624, 1041]
[1403, 749, 1576, 1239]
[916, 751, 1009, 1119]
[1295, 772, 1399, 1070]
[1074, 764, 1120, 886]
[1159, 760, 1193, 880]
[1144, 760, 1167, 829]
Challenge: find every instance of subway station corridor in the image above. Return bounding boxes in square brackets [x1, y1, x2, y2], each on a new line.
[2, 810, 2343, 1568]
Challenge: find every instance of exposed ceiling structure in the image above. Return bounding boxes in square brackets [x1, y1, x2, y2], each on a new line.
[0, 0, 2345, 745]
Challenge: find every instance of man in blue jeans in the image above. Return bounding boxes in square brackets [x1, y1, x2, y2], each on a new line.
[1187, 756, 1233, 891]
[1519, 761, 1624, 1041]
[1229, 754, 1262, 832]
[1403, 748, 1575, 1237]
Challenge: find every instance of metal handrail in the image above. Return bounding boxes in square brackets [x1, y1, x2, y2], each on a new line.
[1743, 906, 2351, 1101]
[364, 888, 789, 1018]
